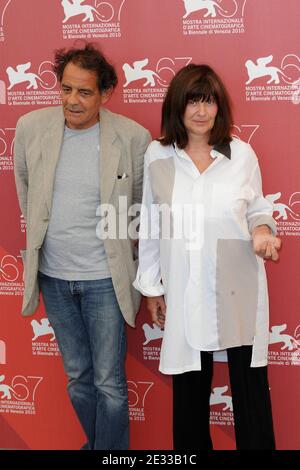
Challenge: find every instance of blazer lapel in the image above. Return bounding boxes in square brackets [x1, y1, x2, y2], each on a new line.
[41, 107, 65, 215]
[99, 108, 121, 203]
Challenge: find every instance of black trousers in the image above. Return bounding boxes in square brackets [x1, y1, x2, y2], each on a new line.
[172, 346, 275, 450]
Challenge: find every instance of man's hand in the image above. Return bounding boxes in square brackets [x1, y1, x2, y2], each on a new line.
[146, 295, 166, 329]
[252, 225, 281, 261]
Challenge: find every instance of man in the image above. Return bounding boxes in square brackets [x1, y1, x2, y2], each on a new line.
[14, 43, 151, 450]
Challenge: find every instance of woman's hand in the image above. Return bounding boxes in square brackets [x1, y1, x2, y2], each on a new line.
[146, 295, 166, 329]
[252, 225, 281, 261]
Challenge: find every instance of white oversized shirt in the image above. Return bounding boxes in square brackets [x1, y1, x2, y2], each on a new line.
[133, 138, 276, 374]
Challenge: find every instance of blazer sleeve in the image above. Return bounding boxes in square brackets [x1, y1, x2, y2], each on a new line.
[14, 118, 28, 221]
[132, 128, 152, 206]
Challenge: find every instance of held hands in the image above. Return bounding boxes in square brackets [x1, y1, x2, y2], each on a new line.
[146, 295, 166, 329]
[252, 225, 281, 261]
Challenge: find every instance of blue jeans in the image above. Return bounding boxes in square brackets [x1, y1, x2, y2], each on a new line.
[38, 273, 129, 450]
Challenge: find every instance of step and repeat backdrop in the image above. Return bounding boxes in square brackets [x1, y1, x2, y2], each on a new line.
[0, 0, 299, 450]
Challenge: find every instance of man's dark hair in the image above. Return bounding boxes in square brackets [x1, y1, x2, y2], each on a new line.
[53, 42, 118, 92]
[160, 64, 233, 149]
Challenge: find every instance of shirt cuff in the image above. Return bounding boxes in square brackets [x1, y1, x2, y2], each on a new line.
[248, 214, 277, 236]
[133, 270, 165, 297]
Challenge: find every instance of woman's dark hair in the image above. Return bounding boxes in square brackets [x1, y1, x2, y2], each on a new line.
[53, 42, 118, 92]
[160, 64, 233, 148]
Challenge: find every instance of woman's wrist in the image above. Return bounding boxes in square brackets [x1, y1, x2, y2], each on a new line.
[252, 224, 272, 236]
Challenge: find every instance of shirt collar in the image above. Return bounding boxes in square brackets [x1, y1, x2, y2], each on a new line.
[213, 142, 231, 159]
[173, 142, 231, 160]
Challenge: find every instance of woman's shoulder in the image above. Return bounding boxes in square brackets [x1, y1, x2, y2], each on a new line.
[230, 137, 257, 162]
[145, 139, 175, 163]
[230, 136, 251, 151]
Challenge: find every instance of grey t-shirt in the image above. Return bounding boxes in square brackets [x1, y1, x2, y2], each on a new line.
[39, 123, 111, 280]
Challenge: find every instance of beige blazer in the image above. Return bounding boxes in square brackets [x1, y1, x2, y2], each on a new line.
[14, 106, 151, 327]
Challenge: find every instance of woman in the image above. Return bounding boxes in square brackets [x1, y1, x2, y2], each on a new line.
[133, 64, 281, 450]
